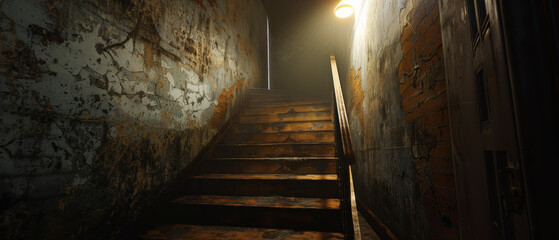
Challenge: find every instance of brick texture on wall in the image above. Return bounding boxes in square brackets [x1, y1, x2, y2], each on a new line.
[398, 0, 458, 239]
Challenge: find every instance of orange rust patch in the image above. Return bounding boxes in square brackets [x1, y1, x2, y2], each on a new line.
[210, 78, 245, 127]
[156, 77, 166, 90]
[195, 0, 207, 11]
[160, 110, 174, 127]
[350, 68, 364, 129]
[206, 0, 218, 8]
[143, 42, 161, 69]
[238, 34, 251, 59]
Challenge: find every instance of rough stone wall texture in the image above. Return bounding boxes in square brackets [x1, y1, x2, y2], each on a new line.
[0, 0, 267, 239]
[343, 0, 458, 239]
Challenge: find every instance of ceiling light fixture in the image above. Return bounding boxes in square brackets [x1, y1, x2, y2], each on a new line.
[334, 0, 354, 18]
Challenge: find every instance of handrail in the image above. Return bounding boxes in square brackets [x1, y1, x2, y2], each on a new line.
[330, 56, 355, 164]
[330, 55, 360, 240]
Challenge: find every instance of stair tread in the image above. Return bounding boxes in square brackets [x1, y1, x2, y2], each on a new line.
[222, 131, 335, 144]
[243, 104, 331, 116]
[138, 224, 344, 240]
[200, 158, 337, 174]
[210, 157, 339, 161]
[231, 121, 334, 134]
[171, 195, 340, 210]
[229, 130, 335, 133]
[238, 111, 332, 124]
[249, 99, 331, 107]
[190, 173, 338, 181]
[218, 142, 334, 147]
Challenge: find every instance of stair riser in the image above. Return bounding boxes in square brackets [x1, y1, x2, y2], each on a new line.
[221, 131, 334, 144]
[199, 159, 337, 174]
[214, 144, 335, 158]
[248, 94, 294, 100]
[231, 121, 334, 134]
[243, 104, 331, 115]
[239, 112, 332, 124]
[249, 99, 330, 107]
[138, 225, 345, 240]
[179, 179, 339, 198]
[154, 205, 342, 233]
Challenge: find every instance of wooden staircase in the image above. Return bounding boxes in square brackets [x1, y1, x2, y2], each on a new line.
[135, 88, 346, 239]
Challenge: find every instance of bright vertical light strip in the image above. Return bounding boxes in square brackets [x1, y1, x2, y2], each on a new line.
[267, 17, 270, 89]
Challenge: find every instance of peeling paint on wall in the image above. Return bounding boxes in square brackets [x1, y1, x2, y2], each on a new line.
[0, 0, 267, 239]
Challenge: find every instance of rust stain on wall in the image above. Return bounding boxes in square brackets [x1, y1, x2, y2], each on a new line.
[143, 41, 161, 69]
[238, 34, 254, 59]
[225, 0, 242, 25]
[172, 27, 212, 79]
[349, 68, 364, 130]
[206, 0, 218, 8]
[195, 0, 207, 11]
[101, 0, 163, 24]
[210, 78, 245, 127]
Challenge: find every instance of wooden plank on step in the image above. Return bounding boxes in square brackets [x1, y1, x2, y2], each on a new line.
[221, 131, 335, 144]
[249, 99, 331, 107]
[214, 142, 335, 158]
[238, 111, 332, 124]
[138, 225, 344, 240]
[231, 121, 334, 134]
[171, 195, 340, 210]
[180, 175, 339, 198]
[200, 157, 337, 174]
[190, 173, 338, 181]
[243, 104, 332, 115]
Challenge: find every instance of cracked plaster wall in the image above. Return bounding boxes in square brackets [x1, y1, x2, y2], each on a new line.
[342, 0, 457, 239]
[0, 0, 267, 239]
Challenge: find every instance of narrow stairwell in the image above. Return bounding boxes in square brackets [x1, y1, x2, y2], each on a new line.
[136, 89, 345, 239]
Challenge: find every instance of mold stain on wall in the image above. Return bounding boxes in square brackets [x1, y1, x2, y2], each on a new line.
[0, 0, 268, 239]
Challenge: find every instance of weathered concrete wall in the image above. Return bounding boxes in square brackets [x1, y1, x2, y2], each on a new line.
[0, 0, 267, 239]
[343, 0, 458, 239]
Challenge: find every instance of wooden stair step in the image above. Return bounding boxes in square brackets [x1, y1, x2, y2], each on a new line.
[243, 104, 331, 115]
[231, 121, 334, 134]
[151, 195, 341, 232]
[199, 157, 338, 174]
[248, 92, 294, 99]
[214, 143, 335, 158]
[190, 173, 338, 180]
[171, 195, 340, 210]
[249, 97, 306, 103]
[138, 224, 344, 240]
[238, 111, 332, 124]
[249, 99, 331, 107]
[177, 173, 339, 198]
[210, 157, 339, 161]
[221, 131, 334, 144]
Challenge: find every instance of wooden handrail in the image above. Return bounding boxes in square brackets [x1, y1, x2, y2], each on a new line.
[330, 55, 360, 240]
[330, 56, 355, 164]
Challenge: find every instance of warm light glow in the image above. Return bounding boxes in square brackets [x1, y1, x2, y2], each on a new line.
[335, 1, 354, 18]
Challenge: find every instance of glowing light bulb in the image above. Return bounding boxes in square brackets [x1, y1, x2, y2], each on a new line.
[335, 1, 354, 18]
